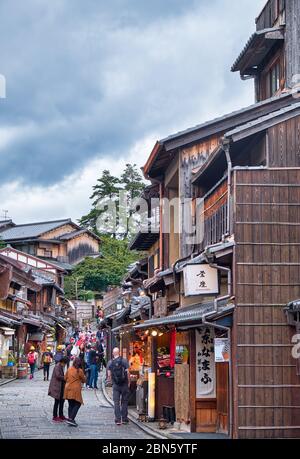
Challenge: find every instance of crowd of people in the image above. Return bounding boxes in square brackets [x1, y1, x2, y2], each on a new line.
[26, 326, 132, 428]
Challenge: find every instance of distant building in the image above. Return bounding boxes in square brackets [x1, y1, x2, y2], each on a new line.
[0, 218, 101, 269]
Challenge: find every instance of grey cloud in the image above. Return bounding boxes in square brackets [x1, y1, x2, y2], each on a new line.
[0, 0, 265, 186]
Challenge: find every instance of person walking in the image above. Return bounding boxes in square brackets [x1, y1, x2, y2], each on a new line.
[97, 339, 106, 371]
[107, 347, 130, 425]
[27, 346, 38, 380]
[84, 344, 91, 388]
[88, 344, 99, 389]
[65, 342, 73, 369]
[42, 346, 53, 381]
[64, 357, 86, 427]
[48, 356, 68, 422]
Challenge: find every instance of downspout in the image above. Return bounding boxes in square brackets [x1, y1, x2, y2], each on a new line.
[201, 251, 234, 438]
[222, 138, 232, 236]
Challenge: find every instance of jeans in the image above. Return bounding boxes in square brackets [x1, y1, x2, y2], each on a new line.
[113, 383, 129, 422]
[53, 398, 65, 418]
[43, 364, 50, 380]
[29, 363, 36, 376]
[85, 367, 91, 387]
[89, 364, 98, 388]
[68, 399, 81, 421]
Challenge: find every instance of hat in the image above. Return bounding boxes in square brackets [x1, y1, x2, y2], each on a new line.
[57, 345, 63, 351]
[47, 346, 51, 351]
[30, 346, 35, 351]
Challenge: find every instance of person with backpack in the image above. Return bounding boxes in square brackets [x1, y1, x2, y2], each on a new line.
[54, 345, 65, 364]
[27, 346, 38, 379]
[42, 346, 53, 381]
[107, 347, 130, 425]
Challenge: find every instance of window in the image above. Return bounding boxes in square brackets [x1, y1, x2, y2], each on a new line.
[269, 61, 281, 96]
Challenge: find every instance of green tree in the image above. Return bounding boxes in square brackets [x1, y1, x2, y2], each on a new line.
[79, 170, 121, 233]
[79, 164, 145, 239]
[65, 236, 139, 296]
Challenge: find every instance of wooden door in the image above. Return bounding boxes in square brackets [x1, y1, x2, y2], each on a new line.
[216, 362, 229, 434]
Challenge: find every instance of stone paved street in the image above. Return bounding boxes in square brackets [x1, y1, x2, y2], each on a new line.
[0, 369, 151, 439]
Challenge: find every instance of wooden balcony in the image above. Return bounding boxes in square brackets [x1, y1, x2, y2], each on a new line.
[198, 180, 228, 250]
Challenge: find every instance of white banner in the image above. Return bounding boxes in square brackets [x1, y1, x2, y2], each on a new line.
[196, 327, 216, 398]
[183, 264, 219, 296]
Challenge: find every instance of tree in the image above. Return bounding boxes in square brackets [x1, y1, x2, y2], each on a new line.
[120, 163, 146, 238]
[79, 164, 145, 239]
[64, 236, 140, 296]
[79, 170, 121, 233]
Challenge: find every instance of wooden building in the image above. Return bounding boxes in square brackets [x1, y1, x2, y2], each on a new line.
[0, 218, 101, 268]
[122, 0, 300, 438]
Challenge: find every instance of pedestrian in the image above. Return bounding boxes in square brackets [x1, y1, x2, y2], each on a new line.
[107, 347, 130, 426]
[84, 344, 91, 388]
[97, 339, 106, 371]
[88, 344, 99, 389]
[48, 356, 68, 422]
[65, 342, 73, 369]
[64, 357, 86, 427]
[54, 345, 64, 363]
[42, 346, 53, 381]
[27, 346, 38, 380]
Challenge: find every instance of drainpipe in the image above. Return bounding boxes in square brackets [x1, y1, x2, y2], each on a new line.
[201, 252, 234, 438]
[222, 138, 232, 236]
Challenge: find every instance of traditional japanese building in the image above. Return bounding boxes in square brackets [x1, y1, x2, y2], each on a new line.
[0, 218, 101, 269]
[120, 0, 300, 438]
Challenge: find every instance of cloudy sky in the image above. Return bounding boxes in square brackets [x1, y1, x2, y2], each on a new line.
[0, 0, 266, 223]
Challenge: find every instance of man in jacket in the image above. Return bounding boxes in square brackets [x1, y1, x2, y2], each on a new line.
[107, 347, 130, 425]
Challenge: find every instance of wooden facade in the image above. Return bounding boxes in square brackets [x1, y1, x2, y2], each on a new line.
[115, 0, 300, 438]
[233, 167, 300, 438]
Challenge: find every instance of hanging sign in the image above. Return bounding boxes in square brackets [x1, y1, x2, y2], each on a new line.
[183, 264, 219, 297]
[214, 338, 230, 363]
[196, 327, 215, 398]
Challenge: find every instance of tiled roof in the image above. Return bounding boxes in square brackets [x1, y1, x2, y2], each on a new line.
[0, 219, 73, 241]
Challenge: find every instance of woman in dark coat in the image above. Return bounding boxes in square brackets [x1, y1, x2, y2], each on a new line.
[48, 357, 68, 422]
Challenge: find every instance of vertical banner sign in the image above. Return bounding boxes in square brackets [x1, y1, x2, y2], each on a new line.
[196, 327, 215, 398]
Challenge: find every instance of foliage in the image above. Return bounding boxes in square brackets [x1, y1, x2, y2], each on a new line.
[79, 163, 145, 238]
[0, 237, 6, 249]
[64, 235, 140, 297]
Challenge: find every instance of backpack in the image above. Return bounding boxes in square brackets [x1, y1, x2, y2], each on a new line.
[110, 357, 127, 385]
[28, 353, 36, 365]
[43, 353, 52, 364]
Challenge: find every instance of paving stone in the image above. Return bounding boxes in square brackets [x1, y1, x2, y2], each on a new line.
[0, 368, 151, 439]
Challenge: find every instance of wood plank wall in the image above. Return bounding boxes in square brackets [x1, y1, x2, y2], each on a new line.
[233, 168, 300, 438]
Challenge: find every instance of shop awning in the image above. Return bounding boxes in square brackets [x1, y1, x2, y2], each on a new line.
[134, 301, 234, 330]
[22, 317, 42, 327]
[0, 311, 22, 327]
